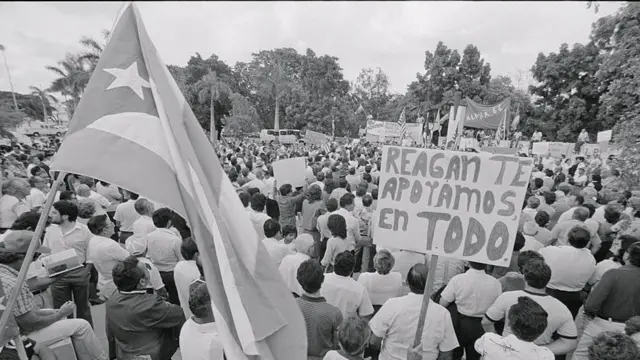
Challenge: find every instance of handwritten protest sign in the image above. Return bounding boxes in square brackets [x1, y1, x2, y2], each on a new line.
[548, 142, 572, 159]
[373, 146, 533, 266]
[272, 157, 306, 188]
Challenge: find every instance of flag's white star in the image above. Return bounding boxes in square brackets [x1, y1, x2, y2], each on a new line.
[103, 61, 150, 100]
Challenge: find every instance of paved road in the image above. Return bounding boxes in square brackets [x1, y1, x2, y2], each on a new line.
[91, 303, 182, 360]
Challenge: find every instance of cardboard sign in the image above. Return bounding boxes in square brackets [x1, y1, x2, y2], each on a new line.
[273, 157, 306, 188]
[305, 130, 330, 146]
[373, 146, 533, 266]
[516, 141, 530, 155]
[597, 130, 612, 143]
[531, 142, 549, 155]
[548, 142, 572, 159]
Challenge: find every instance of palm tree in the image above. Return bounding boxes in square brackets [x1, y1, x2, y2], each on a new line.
[195, 71, 232, 142]
[78, 30, 110, 71]
[28, 86, 58, 122]
[46, 53, 91, 117]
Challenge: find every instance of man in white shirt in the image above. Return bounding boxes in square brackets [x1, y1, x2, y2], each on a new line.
[179, 282, 224, 360]
[86, 214, 129, 300]
[482, 260, 578, 358]
[551, 207, 601, 254]
[539, 227, 596, 318]
[248, 193, 272, 240]
[262, 219, 292, 268]
[145, 207, 183, 305]
[43, 200, 94, 326]
[173, 237, 201, 319]
[370, 263, 458, 360]
[279, 235, 314, 297]
[439, 262, 502, 360]
[241, 168, 266, 194]
[113, 192, 141, 244]
[574, 166, 588, 187]
[131, 198, 156, 237]
[25, 176, 48, 210]
[321, 251, 374, 320]
[333, 193, 361, 249]
[532, 130, 543, 142]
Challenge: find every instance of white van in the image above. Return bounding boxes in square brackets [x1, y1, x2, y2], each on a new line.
[19, 123, 66, 137]
[260, 129, 303, 145]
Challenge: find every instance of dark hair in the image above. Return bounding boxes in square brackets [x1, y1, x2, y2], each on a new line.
[362, 194, 373, 207]
[0, 248, 23, 265]
[129, 192, 140, 200]
[468, 261, 487, 271]
[568, 227, 591, 249]
[626, 242, 640, 267]
[334, 251, 355, 276]
[263, 219, 281, 238]
[113, 256, 145, 292]
[327, 214, 347, 239]
[362, 173, 372, 183]
[533, 178, 543, 189]
[522, 260, 551, 289]
[575, 195, 585, 205]
[59, 190, 75, 201]
[603, 206, 621, 225]
[326, 198, 339, 212]
[11, 211, 41, 231]
[355, 186, 367, 197]
[508, 296, 548, 342]
[371, 188, 378, 200]
[152, 208, 174, 228]
[87, 214, 109, 235]
[316, 172, 325, 182]
[583, 203, 596, 218]
[340, 193, 355, 208]
[517, 250, 544, 272]
[543, 192, 556, 205]
[407, 263, 428, 294]
[53, 200, 79, 222]
[180, 237, 199, 261]
[534, 211, 550, 227]
[282, 224, 297, 238]
[238, 191, 251, 207]
[513, 232, 526, 252]
[280, 184, 293, 196]
[588, 332, 640, 360]
[296, 259, 324, 294]
[247, 187, 260, 197]
[250, 193, 267, 212]
[189, 281, 212, 319]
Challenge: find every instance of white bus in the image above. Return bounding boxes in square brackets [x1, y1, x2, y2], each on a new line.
[260, 129, 303, 145]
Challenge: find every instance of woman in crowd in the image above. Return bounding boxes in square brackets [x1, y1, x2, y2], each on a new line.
[301, 184, 325, 245]
[356, 250, 402, 314]
[322, 316, 371, 360]
[322, 214, 351, 272]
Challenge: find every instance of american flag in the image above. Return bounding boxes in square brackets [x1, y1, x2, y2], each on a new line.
[49, 4, 306, 359]
[397, 107, 407, 139]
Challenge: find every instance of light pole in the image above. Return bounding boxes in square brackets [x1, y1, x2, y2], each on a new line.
[0, 44, 20, 112]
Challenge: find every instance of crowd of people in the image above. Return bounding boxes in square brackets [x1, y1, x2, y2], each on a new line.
[0, 132, 638, 360]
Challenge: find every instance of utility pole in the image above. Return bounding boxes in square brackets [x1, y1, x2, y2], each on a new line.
[0, 45, 20, 112]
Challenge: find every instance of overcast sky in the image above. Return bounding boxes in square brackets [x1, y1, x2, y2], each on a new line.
[0, 1, 622, 96]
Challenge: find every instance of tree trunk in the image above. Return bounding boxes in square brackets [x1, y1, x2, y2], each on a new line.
[209, 91, 215, 143]
[274, 95, 280, 144]
[40, 94, 47, 122]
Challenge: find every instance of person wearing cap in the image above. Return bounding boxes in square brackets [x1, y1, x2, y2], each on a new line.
[125, 234, 167, 300]
[0, 231, 108, 360]
[106, 256, 185, 360]
[573, 239, 640, 360]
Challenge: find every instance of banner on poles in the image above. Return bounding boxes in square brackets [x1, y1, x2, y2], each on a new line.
[373, 146, 533, 266]
[531, 142, 550, 155]
[463, 98, 511, 130]
[304, 130, 330, 146]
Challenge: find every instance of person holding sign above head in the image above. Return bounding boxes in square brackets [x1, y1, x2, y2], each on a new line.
[439, 262, 502, 360]
[483, 260, 578, 359]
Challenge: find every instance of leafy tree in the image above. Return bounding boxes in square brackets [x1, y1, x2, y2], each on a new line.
[529, 42, 604, 141]
[195, 71, 232, 140]
[352, 67, 392, 121]
[224, 93, 261, 136]
[46, 53, 91, 117]
[597, 2, 640, 188]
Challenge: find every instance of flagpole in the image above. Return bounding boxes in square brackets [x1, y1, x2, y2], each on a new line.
[0, 172, 66, 340]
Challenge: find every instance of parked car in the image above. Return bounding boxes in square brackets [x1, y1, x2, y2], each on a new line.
[260, 129, 304, 145]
